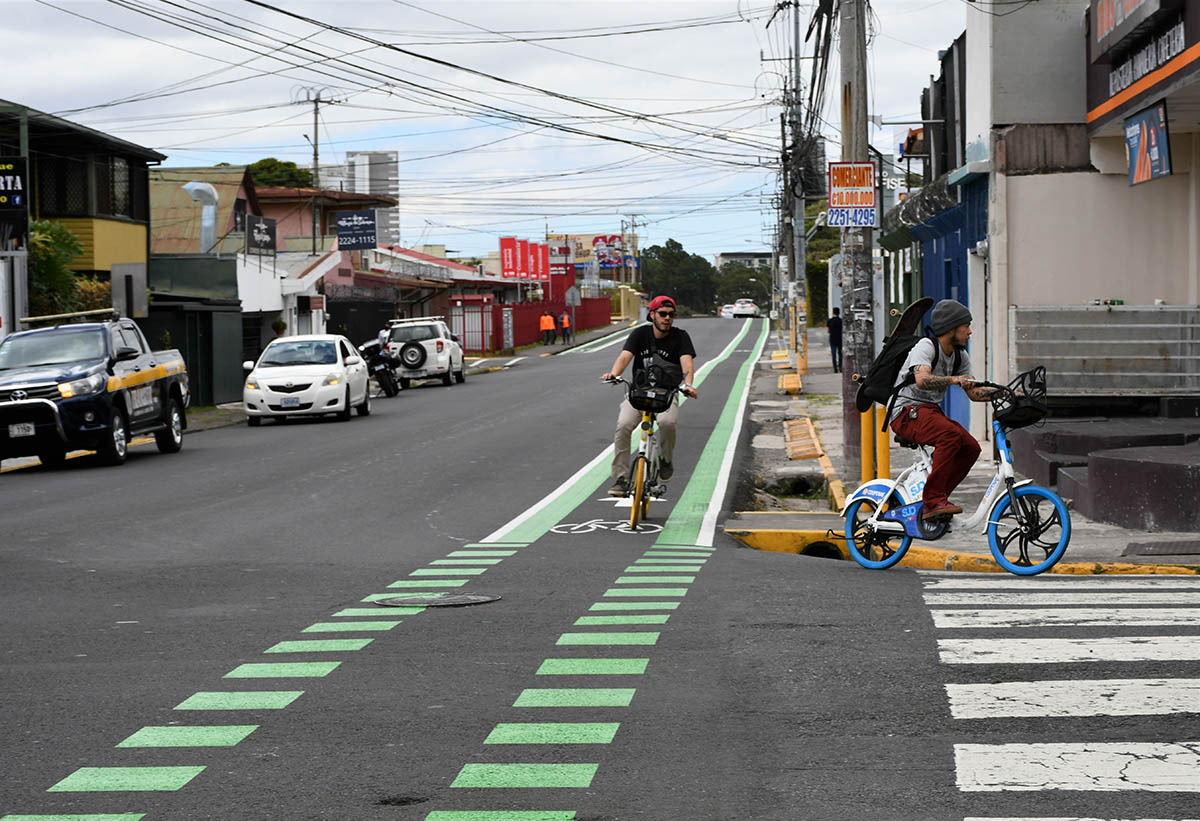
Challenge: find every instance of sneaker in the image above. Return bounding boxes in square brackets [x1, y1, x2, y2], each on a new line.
[608, 477, 628, 497]
[658, 458, 673, 481]
[921, 502, 963, 521]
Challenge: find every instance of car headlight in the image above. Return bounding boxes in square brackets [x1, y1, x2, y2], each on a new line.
[245, 375, 263, 391]
[322, 373, 342, 387]
[57, 373, 106, 398]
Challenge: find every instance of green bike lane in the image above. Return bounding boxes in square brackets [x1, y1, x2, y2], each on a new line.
[0, 319, 778, 821]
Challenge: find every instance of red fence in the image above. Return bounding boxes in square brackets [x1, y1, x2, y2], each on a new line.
[484, 297, 611, 352]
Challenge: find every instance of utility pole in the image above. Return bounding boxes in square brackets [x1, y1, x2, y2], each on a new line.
[839, 0, 875, 472]
[791, 0, 807, 325]
[779, 113, 794, 325]
[303, 88, 332, 256]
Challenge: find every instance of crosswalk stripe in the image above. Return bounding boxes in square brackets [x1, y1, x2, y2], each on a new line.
[940, 636, 1200, 665]
[922, 576, 1200, 590]
[946, 678, 1200, 719]
[955, 741, 1200, 791]
[926, 592, 1200, 606]
[931, 607, 1200, 629]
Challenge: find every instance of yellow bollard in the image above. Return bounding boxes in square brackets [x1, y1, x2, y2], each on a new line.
[860, 410, 875, 485]
[875, 405, 890, 480]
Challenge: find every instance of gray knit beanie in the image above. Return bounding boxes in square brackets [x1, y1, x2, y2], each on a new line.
[930, 299, 972, 335]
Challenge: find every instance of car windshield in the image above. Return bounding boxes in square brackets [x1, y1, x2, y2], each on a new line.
[0, 329, 106, 370]
[389, 325, 437, 342]
[259, 340, 338, 367]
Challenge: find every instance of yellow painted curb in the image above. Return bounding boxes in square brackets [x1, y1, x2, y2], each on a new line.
[770, 350, 788, 361]
[778, 373, 801, 395]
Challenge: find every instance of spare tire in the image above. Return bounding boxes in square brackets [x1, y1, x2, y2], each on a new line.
[400, 342, 427, 369]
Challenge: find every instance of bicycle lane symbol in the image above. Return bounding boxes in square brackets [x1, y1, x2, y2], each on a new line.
[550, 519, 663, 535]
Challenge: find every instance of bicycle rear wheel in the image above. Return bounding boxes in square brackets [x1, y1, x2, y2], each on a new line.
[987, 485, 1071, 575]
[629, 456, 647, 530]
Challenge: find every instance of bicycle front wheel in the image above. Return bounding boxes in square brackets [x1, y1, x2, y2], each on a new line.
[844, 496, 912, 569]
[987, 485, 1071, 575]
[629, 456, 647, 530]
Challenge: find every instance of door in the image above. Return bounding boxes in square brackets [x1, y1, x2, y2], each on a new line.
[340, 338, 367, 404]
[112, 323, 156, 426]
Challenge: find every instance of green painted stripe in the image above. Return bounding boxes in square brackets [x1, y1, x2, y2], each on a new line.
[656, 320, 769, 545]
[448, 550, 517, 557]
[174, 691, 302, 710]
[224, 662, 340, 678]
[588, 601, 679, 611]
[48, 766, 206, 792]
[388, 579, 468, 588]
[614, 575, 694, 584]
[536, 658, 648, 675]
[1, 816, 147, 820]
[463, 542, 528, 548]
[302, 621, 399, 632]
[514, 688, 635, 707]
[116, 725, 257, 748]
[629, 561, 706, 567]
[362, 592, 446, 601]
[484, 723, 619, 744]
[653, 543, 715, 550]
[410, 568, 487, 576]
[430, 559, 504, 565]
[451, 763, 597, 788]
[556, 632, 659, 646]
[642, 551, 712, 557]
[331, 607, 419, 617]
[424, 813, 575, 821]
[573, 615, 669, 626]
[602, 588, 687, 597]
[264, 639, 372, 653]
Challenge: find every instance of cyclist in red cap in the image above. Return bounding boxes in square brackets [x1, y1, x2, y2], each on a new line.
[601, 295, 698, 497]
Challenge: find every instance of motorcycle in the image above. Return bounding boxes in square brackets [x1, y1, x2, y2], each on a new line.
[358, 340, 399, 397]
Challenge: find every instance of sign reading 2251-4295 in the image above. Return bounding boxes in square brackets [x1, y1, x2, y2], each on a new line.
[826, 207, 877, 227]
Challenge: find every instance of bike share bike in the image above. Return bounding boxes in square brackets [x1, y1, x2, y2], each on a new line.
[842, 366, 1072, 575]
[604, 377, 684, 531]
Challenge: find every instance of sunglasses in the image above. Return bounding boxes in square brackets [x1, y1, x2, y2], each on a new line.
[655, 310, 676, 318]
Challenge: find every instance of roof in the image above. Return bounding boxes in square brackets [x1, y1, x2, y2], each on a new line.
[255, 187, 398, 208]
[0, 98, 166, 162]
[150, 166, 259, 255]
[385, 245, 477, 274]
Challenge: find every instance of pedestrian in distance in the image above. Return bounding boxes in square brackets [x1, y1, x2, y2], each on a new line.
[601, 295, 698, 496]
[888, 298, 998, 520]
[540, 310, 556, 345]
[559, 309, 572, 344]
[826, 307, 842, 372]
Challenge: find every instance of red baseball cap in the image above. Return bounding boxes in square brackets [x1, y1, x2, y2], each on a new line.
[648, 295, 676, 313]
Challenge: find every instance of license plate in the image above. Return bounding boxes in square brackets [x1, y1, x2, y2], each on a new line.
[8, 422, 35, 437]
[281, 397, 300, 408]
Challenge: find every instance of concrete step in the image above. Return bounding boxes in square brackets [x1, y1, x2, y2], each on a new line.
[1029, 449, 1089, 487]
[1056, 466, 1092, 520]
[1089, 442, 1200, 531]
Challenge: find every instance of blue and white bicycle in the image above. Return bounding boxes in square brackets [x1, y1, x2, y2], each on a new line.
[842, 367, 1071, 576]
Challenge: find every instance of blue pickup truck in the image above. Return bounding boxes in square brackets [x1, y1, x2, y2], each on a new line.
[0, 315, 189, 468]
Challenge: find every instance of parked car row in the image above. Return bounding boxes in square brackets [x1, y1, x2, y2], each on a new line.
[718, 299, 760, 318]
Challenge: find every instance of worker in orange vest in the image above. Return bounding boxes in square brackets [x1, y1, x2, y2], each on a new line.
[540, 310, 556, 345]
[559, 310, 572, 345]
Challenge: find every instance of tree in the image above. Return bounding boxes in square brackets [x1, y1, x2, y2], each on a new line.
[27, 219, 83, 316]
[639, 239, 715, 314]
[246, 158, 312, 188]
[714, 261, 769, 307]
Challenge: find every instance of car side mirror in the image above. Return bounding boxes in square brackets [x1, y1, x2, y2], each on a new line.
[243, 360, 255, 371]
[450, 334, 459, 342]
[345, 355, 362, 366]
[115, 346, 140, 362]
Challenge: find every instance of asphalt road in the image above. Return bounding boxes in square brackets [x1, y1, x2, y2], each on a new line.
[3, 317, 1200, 820]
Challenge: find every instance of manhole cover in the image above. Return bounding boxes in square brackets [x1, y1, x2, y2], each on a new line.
[1123, 539, 1200, 557]
[374, 593, 502, 607]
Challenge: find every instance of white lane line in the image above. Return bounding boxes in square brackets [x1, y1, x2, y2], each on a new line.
[947, 678, 1200, 719]
[955, 742, 1200, 791]
[931, 608, 1200, 629]
[925, 592, 1200, 606]
[963, 817, 1200, 820]
[922, 577, 1200, 590]
[940, 636, 1200, 665]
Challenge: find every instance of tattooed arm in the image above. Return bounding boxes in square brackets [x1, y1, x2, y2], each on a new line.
[914, 365, 995, 400]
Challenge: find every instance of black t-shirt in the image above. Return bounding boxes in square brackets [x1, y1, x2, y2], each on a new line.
[826, 315, 842, 345]
[622, 324, 696, 389]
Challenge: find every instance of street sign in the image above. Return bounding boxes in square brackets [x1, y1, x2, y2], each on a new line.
[827, 161, 877, 227]
[565, 285, 581, 307]
[246, 215, 276, 256]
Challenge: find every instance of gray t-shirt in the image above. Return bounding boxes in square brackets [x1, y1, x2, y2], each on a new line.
[889, 337, 973, 422]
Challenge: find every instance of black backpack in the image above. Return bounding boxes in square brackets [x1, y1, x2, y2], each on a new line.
[860, 330, 960, 431]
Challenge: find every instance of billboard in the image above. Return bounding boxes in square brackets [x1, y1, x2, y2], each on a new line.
[336, 209, 376, 250]
[499, 237, 517, 278]
[547, 233, 626, 268]
[539, 243, 551, 281]
[0, 156, 29, 249]
[1125, 99, 1172, 185]
[826, 161, 877, 227]
[246, 215, 277, 256]
[517, 239, 529, 279]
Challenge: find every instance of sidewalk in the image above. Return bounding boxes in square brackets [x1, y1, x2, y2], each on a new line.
[725, 325, 1200, 575]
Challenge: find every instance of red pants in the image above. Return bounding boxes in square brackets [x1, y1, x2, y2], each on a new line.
[890, 403, 981, 509]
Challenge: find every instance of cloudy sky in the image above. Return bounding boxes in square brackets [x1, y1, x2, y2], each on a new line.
[5, 0, 973, 261]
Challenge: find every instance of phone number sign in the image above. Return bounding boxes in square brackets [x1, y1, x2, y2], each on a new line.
[827, 161, 877, 227]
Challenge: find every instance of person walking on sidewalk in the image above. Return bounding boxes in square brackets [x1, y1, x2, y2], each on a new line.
[826, 307, 842, 372]
[888, 298, 996, 520]
[559, 309, 572, 345]
[540, 310, 556, 345]
[601, 295, 698, 496]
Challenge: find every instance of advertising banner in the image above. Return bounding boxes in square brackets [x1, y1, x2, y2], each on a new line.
[530, 242, 542, 281]
[546, 233, 625, 268]
[517, 239, 529, 280]
[539, 243, 551, 281]
[1125, 99, 1172, 185]
[0, 156, 29, 249]
[246, 215, 277, 256]
[336, 209, 377, 250]
[499, 237, 517, 278]
[827, 161, 877, 227]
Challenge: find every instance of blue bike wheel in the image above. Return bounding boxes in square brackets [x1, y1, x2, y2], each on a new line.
[987, 485, 1071, 575]
[845, 497, 913, 570]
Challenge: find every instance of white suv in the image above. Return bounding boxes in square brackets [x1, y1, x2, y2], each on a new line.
[384, 317, 465, 388]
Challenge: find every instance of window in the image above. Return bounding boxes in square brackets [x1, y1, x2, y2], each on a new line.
[339, 340, 356, 361]
[119, 324, 145, 353]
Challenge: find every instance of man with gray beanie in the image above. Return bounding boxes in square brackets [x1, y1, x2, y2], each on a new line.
[889, 298, 996, 520]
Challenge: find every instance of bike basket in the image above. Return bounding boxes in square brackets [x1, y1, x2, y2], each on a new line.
[992, 366, 1048, 429]
[628, 386, 674, 413]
